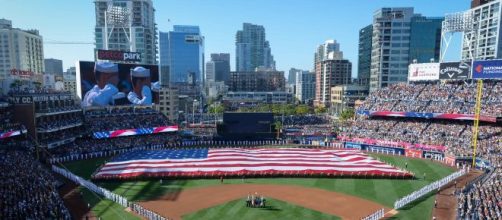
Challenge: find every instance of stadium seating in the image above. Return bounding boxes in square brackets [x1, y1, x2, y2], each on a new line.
[49, 133, 180, 157]
[457, 169, 501, 219]
[85, 107, 172, 132]
[0, 105, 22, 133]
[354, 80, 502, 219]
[0, 139, 70, 219]
[362, 80, 502, 117]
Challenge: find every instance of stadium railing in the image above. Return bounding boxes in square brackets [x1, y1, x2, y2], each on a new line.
[52, 166, 168, 220]
[49, 140, 290, 164]
[49, 144, 167, 164]
[361, 208, 385, 220]
[394, 168, 467, 209]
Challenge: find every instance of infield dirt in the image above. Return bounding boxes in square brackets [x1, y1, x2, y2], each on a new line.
[139, 183, 392, 220]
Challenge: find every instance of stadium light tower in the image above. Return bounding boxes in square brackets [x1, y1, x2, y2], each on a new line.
[440, 11, 476, 62]
[104, 5, 133, 51]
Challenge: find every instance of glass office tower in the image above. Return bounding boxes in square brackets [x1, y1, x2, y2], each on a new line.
[159, 25, 204, 84]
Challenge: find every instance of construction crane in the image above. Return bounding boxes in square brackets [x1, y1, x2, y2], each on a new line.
[44, 40, 94, 45]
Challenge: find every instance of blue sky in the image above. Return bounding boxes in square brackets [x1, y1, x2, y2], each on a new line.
[0, 0, 470, 76]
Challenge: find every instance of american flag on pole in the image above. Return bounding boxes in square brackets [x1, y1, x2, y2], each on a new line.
[93, 148, 411, 179]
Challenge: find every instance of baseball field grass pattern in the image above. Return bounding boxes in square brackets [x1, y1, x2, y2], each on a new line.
[63, 152, 455, 220]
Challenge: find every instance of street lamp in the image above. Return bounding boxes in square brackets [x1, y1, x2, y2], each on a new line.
[192, 99, 198, 125]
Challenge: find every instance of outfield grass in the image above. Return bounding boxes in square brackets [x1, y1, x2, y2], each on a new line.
[183, 198, 341, 220]
[63, 152, 455, 220]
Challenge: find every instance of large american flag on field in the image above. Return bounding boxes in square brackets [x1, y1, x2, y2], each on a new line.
[93, 148, 411, 179]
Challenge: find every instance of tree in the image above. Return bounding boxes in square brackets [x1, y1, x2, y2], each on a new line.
[32, 81, 42, 90]
[273, 120, 282, 139]
[295, 104, 310, 115]
[314, 106, 327, 114]
[208, 103, 225, 114]
[339, 108, 355, 121]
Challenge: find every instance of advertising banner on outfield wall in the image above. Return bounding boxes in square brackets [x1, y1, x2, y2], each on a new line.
[408, 63, 440, 81]
[363, 144, 405, 155]
[439, 62, 470, 79]
[344, 142, 363, 150]
[422, 151, 444, 159]
[472, 59, 502, 79]
[405, 149, 423, 158]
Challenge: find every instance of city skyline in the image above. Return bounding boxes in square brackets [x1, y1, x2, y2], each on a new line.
[0, 0, 470, 76]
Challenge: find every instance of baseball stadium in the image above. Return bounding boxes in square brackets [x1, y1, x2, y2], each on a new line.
[2, 69, 501, 220]
[1, 1, 502, 220]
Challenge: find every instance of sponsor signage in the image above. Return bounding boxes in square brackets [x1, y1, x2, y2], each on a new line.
[10, 68, 36, 78]
[8, 94, 73, 104]
[408, 63, 440, 81]
[364, 144, 405, 155]
[422, 151, 444, 159]
[439, 62, 470, 79]
[97, 50, 141, 62]
[344, 142, 363, 150]
[472, 59, 502, 79]
[405, 149, 423, 158]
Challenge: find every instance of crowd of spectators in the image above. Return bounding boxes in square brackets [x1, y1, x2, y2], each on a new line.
[85, 107, 158, 118]
[354, 80, 502, 220]
[36, 105, 80, 114]
[0, 106, 22, 133]
[458, 169, 501, 219]
[184, 124, 217, 138]
[281, 115, 329, 126]
[341, 117, 501, 165]
[0, 147, 71, 219]
[85, 108, 171, 132]
[362, 80, 502, 116]
[38, 127, 84, 145]
[37, 117, 83, 131]
[49, 133, 180, 157]
[281, 115, 333, 139]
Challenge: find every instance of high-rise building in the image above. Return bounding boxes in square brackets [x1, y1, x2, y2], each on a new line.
[0, 19, 44, 80]
[471, 0, 496, 8]
[288, 68, 301, 85]
[330, 85, 368, 115]
[369, 8, 443, 92]
[65, 67, 76, 76]
[314, 40, 352, 107]
[44, 58, 63, 75]
[229, 70, 285, 92]
[462, 0, 502, 60]
[295, 70, 315, 103]
[369, 8, 414, 92]
[156, 87, 179, 121]
[358, 25, 373, 86]
[236, 23, 275, 71]
[205, 53, 230, 84]
[94, 0, 157, 65]
[314, 40, 343, 64]
[409, 16, 443, 63]
[159, 25, 204, 85]
[63, 74, 77, 94]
